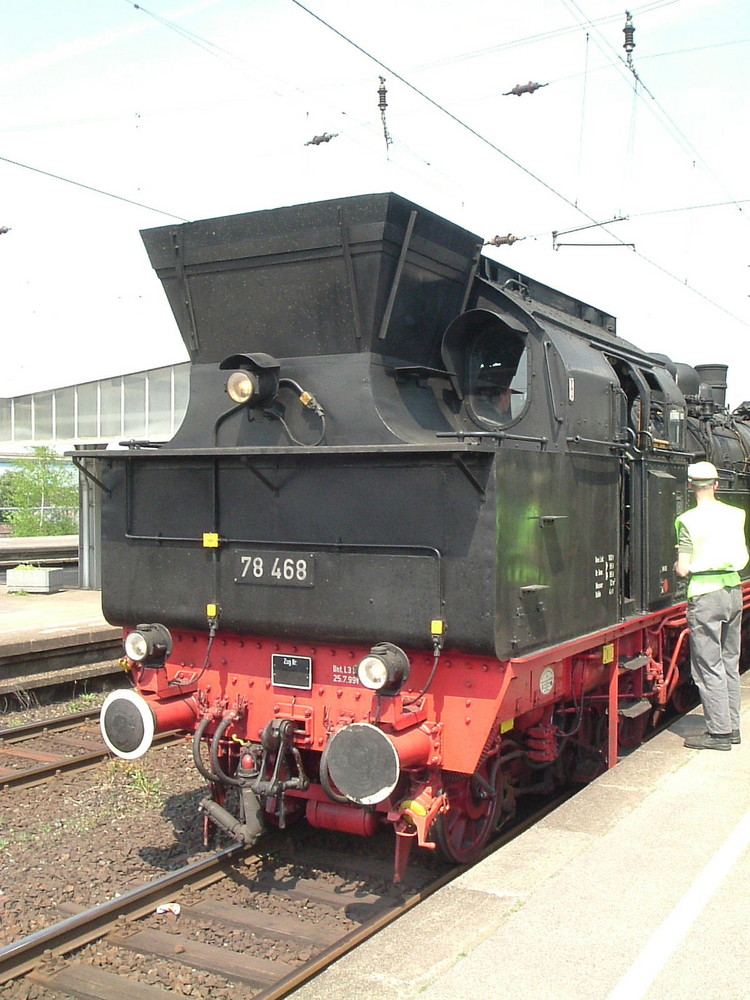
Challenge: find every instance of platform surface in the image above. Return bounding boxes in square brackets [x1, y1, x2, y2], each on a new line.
[292, 675, 750, 1000]
[0, 585, 118, 655]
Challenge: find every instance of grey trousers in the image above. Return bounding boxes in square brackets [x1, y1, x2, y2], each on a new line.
[687, 586, 743, 735]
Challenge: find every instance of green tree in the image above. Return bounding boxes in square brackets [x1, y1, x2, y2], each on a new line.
[0, 469, 19, 525]
[5, 447, 78, 537]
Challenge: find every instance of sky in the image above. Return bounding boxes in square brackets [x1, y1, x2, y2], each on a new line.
[2, 0, 749, 405]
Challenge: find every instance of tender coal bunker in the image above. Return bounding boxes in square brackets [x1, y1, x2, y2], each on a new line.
[141, 193, 480, 366]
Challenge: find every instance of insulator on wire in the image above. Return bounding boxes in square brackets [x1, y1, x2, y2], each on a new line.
[0, 226, 10, 235]
[305, 132, 338, 146]
[503, 81, 548, 97]
[485, 234, 522, 247]
[378, 76, 388, 113]
[378, 76, 393, 150]
[623, 11, 636, 66]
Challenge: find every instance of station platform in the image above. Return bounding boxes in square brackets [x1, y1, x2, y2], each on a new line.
[0, 586, 121, 693]
[293, 674, 750, 1000]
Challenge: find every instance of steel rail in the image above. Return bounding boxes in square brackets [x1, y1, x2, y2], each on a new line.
[0, 844, 244, 985]
[2, 704, 697, 993]
[0, 730, 183, 790]
[252, 794, 570, 1000]
[0, 708, 100, 742]
[1, 789, 565, 991]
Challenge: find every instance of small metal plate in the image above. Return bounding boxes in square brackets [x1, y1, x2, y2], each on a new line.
[235, 551, 315, 587]
[271, 653, 313, 690]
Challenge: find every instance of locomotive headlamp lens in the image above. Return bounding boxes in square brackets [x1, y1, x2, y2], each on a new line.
[358, 656, 389, 690]
[124, 623, 173, 665]
[220, 353, 280, 407]
[124, 632, 149, 661]
[357, 642, 411, 696]
[226, 370, 256, 404]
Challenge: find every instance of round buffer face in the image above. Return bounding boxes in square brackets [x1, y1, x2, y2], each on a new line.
[325, 722, 400, 806]
[99, 689, 155, 760]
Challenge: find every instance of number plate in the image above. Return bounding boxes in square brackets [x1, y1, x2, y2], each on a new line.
[235, 551, 315, 587]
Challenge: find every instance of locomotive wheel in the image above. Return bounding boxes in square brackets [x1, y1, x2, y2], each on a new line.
[670, 679, 699, 715]
[433, 758, 514, 865]
[617, 709, 651, 749]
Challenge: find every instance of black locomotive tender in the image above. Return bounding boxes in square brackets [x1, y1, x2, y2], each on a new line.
[90, 193, 750, 875]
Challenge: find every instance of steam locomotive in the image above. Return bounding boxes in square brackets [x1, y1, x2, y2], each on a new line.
[85, 193, 750, 880]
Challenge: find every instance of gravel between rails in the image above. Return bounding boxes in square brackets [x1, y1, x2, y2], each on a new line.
[0, 733, 212, 945]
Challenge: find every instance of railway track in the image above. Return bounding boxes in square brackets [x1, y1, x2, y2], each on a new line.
[0, 709, 180, 789]
[0, 786, 569, 1000]
[0, 535, 79, 571]
[0, 841, 427, 999]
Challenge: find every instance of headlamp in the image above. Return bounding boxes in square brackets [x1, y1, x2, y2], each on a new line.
[220, 352, 280, 408]
[124, 623, 173, 666]
[358, 656, 389, 690]
[357, 642, 410, 696]
[226, 370, 257, 404]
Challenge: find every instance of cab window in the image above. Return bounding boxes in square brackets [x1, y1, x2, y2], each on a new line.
[468, 327, 528, 427]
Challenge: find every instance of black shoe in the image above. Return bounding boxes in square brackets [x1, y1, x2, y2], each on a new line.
[684, 732, 731, 751]
[699, 728, 741, 745]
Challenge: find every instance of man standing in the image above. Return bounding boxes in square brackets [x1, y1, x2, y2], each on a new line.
[675, 461, 748, 750]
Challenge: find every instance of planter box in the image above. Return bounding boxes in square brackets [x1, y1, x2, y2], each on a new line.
[6, 566, 66, 594]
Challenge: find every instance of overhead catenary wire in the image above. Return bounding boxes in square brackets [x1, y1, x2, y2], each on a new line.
[558, 0, 747, 222]
[287, 0, 750, 328]
[123, 0, 747, 244]
[574, 31, 590, 208]
[122, 0, 417, 176]
[124, 0, 237, 60]
[470, 36, 750, 107]
[122, 0, 750, 329]
[524, 198, 750, 243]
[286, 0, 629, 247]
[415, 0, 681, 70]
[6, 1, 747, 331]
[631, 199, 750, 218]
[0, 153, 189, 222]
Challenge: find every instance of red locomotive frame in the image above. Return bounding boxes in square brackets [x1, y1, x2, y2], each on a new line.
[115, 585, 749, 880]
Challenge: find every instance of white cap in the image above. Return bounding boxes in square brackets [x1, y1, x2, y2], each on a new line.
[687, 461, 718, 482]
